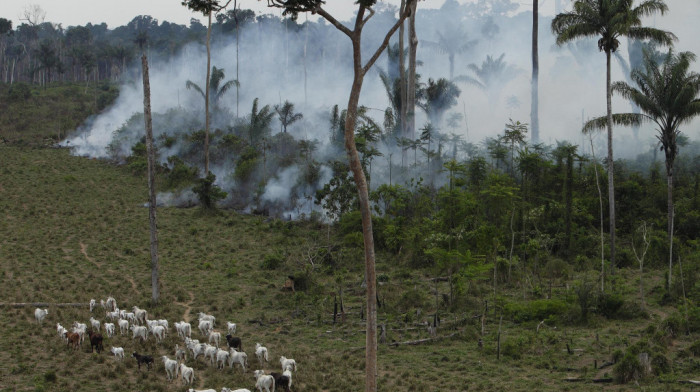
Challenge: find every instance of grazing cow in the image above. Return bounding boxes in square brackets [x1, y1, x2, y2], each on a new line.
[104, 322, 115, 338]
[226, 334, 242, 351]
[118, 319, 129, 335]
[131, 325, 148, 342]
[216, 348, 230, 370]
[161, 356, 179, 381]
[34, 308, 48, 324]
[151, 325, 166, 343]
[198, 319, 213, 336]
[89, 317, 101, 332]
[271, 371, 291, 392]
[132, 352, 153, 370]
[88, 330, 104, 353]
[110, 346, 125, 360]
[208, 331, 221, 348]
[175, 344, 187, 362]
[180, 363, 195, 385]
[255, 343, 269, 367]
[105, 296, 117, 311]
[254, 370, 276, 392]
[228, 348, 248, 373]
[280, 356, 297, 372]
[66, 332, 81, 350]
[175, 321, 192, 339]
[132, 306, 147, 325]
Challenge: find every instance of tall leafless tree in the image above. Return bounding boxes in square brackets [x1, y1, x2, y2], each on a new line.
[266, 2, 416, 391]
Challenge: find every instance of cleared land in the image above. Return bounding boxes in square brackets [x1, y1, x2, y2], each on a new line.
[1, 145, 698, 391]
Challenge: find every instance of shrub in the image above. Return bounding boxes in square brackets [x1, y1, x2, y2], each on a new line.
[504, 299, 569, 323]
[397, 289, 427, 313]
[651, 353, 670, 375]
[165, 156, 198, 189]
[613, 352, 642, 384]
[261, 252, 284, 270]
[291, 270, 314, 292]
[192, 172, 227, 209]
[501, 337, 525, 360]
[597, 293, 623, 318]
[8, 82, 31, 102]
[689, 341, 700, 357]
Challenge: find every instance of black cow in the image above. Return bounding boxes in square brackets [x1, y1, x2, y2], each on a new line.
[225, 334, 242, 351]
[132, 352, 154, 370]
[271, 372, 291, 392]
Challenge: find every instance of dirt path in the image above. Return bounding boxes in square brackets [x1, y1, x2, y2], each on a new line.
[173, 291, 195, 322]
[79, 242, 100, 267]
[125, 275, 139, 295]
[80, 241, 141, 296]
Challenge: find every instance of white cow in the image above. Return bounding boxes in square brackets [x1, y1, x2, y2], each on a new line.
[254, 370, 275, 392]
[34, 308, 48, 323]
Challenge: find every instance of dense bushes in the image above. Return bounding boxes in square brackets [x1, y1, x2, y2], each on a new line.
[504, 299, 570, 323]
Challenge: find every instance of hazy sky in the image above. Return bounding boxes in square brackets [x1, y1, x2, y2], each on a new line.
[1, 0, 568, 28]
[1, 0, 452, 28]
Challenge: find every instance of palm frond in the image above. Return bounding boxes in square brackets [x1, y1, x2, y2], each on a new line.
[582, 113, 646, 134]
[627, 27, 676, 47]
[185, 80, 205, 99]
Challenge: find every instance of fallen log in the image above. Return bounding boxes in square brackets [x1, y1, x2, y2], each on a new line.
[388, 330, 462, 347]
[592, 378, 613, 383]
[0, 302, 86, 308]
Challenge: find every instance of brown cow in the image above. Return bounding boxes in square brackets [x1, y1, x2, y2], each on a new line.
[66, 332, 81, 350]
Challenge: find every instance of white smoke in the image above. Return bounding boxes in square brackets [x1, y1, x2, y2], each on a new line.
[62, 1, 700, 213]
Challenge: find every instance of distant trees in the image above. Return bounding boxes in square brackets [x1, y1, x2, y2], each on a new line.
[552, 0, 676, 274]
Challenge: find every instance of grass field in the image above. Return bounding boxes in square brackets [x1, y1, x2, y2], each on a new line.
[1, 144, 698, 392]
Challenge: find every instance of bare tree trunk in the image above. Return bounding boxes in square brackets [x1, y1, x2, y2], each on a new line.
[343, 36, 378, 392]
[293, 4, 414, 389]
[141, 54, 160, 305]
[531, 0, 540, 144]
[605, 50, 616, 276]
[204, 10, 212, 174]
[589, 134, 605, 293]
[407, 1, 418, 142]
[667, 171, 673, 289]
[399, 0, 407, 139]
[234, 1, 240, 118]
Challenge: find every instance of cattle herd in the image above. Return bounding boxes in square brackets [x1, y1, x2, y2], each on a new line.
[40, 296, 298, 392]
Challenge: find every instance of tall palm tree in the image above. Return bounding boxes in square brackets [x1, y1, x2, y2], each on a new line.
[584, 50, 700, 289]
[182, 0, 232, 174]
[551, 0, 675, 273]
[422, 77, 460, 126]
[423, 22, 477, 80]
[186, 66, 239, 110]
[531, 0, 540, 143]
[455, 53, 519, 105]
[274, 100, 303, 133]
